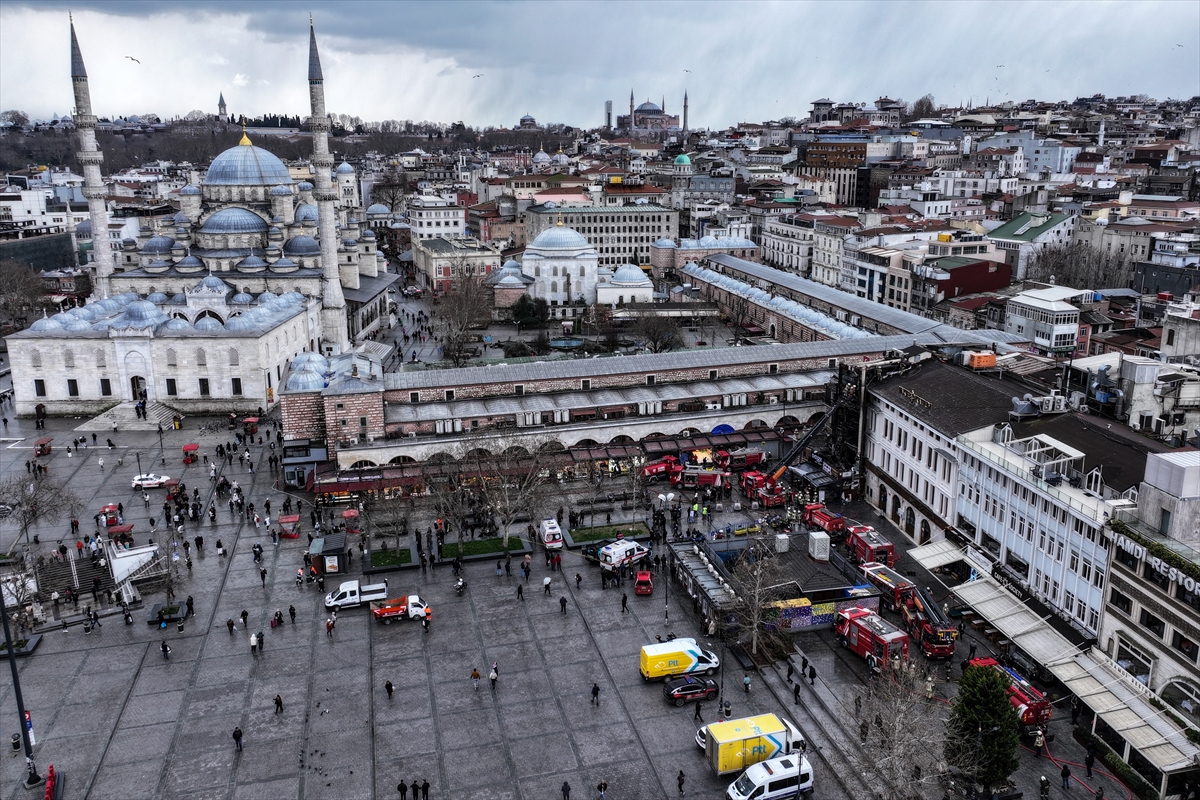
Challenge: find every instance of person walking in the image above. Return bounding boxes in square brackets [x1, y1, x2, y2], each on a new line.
[489, 667, 498, 691]
[1061, 763, 1072, 790]
[792, 682, 801, 705]
[693, 700, 703, 722]
[186, 595, 195, 617]
[517, 584, 524, 601]
[575, 572, 582, 590]
[596, 781, 608, 800]
[471, 668, 481, 691]
[98, 457, 104, 470]
[410, 780, 420, 800]
[398, 781, 408, 800]
[274, 695, 283, 714]
[808, 664, 816, 686]
[385, 680, 394, 699]
[1084, 751, 1094, 778]
[421, 779, 429, 800]
[161, 640, 171, 659]
[544, 576, 552, 595]
[227, 618, 235, 635]
[260, 568, 268, 587]
[925, 677, 934, 700]
[590, 683, 600, 705]
[1034, 729, 1046, 758]
[677, 770, 685, 796]
[232, 726, 243, 751]
[289, 605, 296, 624]
[743, 674, 751, 693]
[621, 593, 628, 613]
[1071, 696, 1081, 725]
[560, 595, 568, 614]
[561, 781, 571, 800]
[786, 661, 794, 682]
[241, 609, 249, 628]
[968, 640, 978, 660]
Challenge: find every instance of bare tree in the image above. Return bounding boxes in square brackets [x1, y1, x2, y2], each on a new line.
[0, 475, 83, 551]
[906, 94, 936, 121]
[367, 497, 408, 551]
[463, 433, 559, 549]
[421, 456, 476, 558]
[726, 293, 753, 344]
[0, 260, 52, 323]
[1025, 241, 1133, 289]
[857, 666, 949, 799]
[730, 538, 790, 657]
[0, 110, 30, 128]
[432, 274, 491, 367]
[370, 164, 407, 211]
[633, 314, 684, 353]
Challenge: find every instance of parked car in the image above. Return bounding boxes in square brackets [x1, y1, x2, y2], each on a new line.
[663, 676, 720, 706]
[131, 473, 171, 489]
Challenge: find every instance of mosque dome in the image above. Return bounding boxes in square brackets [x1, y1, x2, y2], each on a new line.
[200, 207, 268, 235]
[336, 161, 355, 175]
[170, 293, 187, 304]
[529, 225, 589, 251]
[291, 352, 328, 370]
[653, 238, 677, 248]
[236, 255, 267, 271]
[295, 204, 319, 223]
[61, 318, 92, 332]
[366, 203, 390, 215]
[612, 264, 651, 285]
[270, 257, 299, 272]
[205, 140, 294, 186]
[141, 235, 176, 255]
[164, 317, 192, 331]
[270, 184, 293, 197]
[179, 184, 201, 196]
[193, 316, 223, 331]
[230, 292, 254, 305]
[552, 151, 570, 165]
[74, 219, 92, 235]
[636, 101, 662, 113]
[197, 275, 229, 292]
[297, 181, 313, 191]
[145, 292, 169, 304]
[257, 291, 279, 305]
[674, 153, 691, 165]
[283, 235, 321, 256]
[224, 315, 259, 332]
[495, 273, 526, 288]
[286, 366, 327, 392]
[119, 300, 169, 328]
[532, 150, 552, 165]
[176, 255, 203, 270]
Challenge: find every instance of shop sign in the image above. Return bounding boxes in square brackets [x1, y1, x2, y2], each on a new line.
[1116, 534, 1197, 592]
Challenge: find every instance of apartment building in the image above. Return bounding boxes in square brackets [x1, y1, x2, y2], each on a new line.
[406, 195, 466, 241]
[811, 216, 860, 287]
[525, 204, 679, 267]
[760, 214, 819, 276]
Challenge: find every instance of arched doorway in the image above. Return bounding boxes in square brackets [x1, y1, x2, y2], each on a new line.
[878, 485, 888, 514]
[130, 376, 147, 403]
[919, 519, 931, 545]
[891, 496, 901, 523]
[904, 507, 915, 537]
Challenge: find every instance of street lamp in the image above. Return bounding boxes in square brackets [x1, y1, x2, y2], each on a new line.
[135, 451, 142, 478]
[0, 581, 41, 788]
[157, 425, 165, 466]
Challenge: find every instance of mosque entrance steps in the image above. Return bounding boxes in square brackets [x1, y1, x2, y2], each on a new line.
[75, 401, 179, 433]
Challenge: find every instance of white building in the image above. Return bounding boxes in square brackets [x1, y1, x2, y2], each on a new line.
[519, 223, 600, 315]
[1002, 286, 1091, 357]
[595, 263, 654, 307]
[407, 195, 465, 241]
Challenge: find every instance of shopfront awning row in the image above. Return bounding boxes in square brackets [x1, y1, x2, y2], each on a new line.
[909, 541, 1200, 777]
[641, 430, 781, 456]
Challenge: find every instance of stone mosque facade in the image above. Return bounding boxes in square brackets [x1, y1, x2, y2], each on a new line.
[6, 21, 397, 418]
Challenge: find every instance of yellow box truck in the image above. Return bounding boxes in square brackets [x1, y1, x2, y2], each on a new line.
[704, 713, 806, 776]
[638, 638, 720, 681]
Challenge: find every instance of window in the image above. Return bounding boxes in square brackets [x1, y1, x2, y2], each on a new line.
[769, 364, 778, 375]
[166, 348, 177, 367]
[445, 390, 455, 402]
[63, 349, 74, 369]
[514, 385, 524, 396]
[198, 378, 210, 397]
[359, 416, 368, 428]
[166, 378, 177, 396]
[95, 348, 106, 368]
[646, 375, 656, 386]
[581, 379, 591, 390]
[709, 370, 718, 380]
[1144, 561, 1172, 592]
[195, 349, 206, 368]
[29, 349, 41, 369]
[410, 392, 419, 403]
[100, 378, 111, 397]
[1171, 631, 1198, 663]
[229, 348, 240, 367]
[1139, 608, 1166, 639]
[67, 379, 78, 397]
[231, 378, 242, 396]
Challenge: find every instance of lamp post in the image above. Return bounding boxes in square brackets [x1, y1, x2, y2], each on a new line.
[135, 451, 142, 478]
[0, 581, 41, 788]
[157, 425, 165, 466]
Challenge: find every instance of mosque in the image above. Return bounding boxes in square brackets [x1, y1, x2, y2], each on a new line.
[5, 20, 397, 420]
[616, 92, 686, 133]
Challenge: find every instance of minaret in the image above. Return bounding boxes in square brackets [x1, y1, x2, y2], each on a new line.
[307, 19, 348, 354]
[629, 90, 635, 131]
[218, 92, 227, 122]
[70, 18, 115, 300]
[683, 91, 689, 133]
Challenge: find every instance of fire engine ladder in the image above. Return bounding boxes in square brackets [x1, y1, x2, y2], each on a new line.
[768, 391, 851, 484]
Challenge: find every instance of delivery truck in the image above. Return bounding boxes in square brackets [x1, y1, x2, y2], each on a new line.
[639, 637, 720, 681]
[697, 714, 806, 776]
[324, 579, 389, 610]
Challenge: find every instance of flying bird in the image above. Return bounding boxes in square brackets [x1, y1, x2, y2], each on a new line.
[125, 55, 141, 64]
[472, 74, 483, 78]
[1176, 43, 1184, 47]
[683, 69, 692, 73]
[996, 64, 1004, 67]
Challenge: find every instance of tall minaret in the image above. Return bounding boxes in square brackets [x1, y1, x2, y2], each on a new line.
[70, 18, 115, 300]
[307, 19, 348, 354]
[629, 90, 635, 132]
[683, 91, 689, 134]
[218, 92, 227, 122]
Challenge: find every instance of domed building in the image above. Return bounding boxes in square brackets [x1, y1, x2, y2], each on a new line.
[519, 221, 600, 316]
[596, 263, 655, 307]
[618, 93, 681, 132]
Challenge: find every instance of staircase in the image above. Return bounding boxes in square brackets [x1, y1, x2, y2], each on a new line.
[34, 554, 116, 601]
[76, 401, 178, 433]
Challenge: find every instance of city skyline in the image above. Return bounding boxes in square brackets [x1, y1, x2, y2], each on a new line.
[0, 0, 1196, 129]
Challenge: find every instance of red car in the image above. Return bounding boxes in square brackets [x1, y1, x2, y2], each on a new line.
[634, 571, 653, 595]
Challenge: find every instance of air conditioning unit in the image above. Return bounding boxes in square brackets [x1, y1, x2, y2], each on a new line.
[407, 431, 416, 439]
[768, 396, 779, 404]
[1130, 423, 1141, 431]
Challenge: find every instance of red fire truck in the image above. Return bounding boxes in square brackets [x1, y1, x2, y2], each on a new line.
[901, 585, 958, 658]
[670, 465, 730, 489]
[800, 503, 847, 536]
[639, 455, 680, 483]
[844, 525, 895, 567]
[834, 606, 909, 671]
[715, 448, 769, 471]
[859, 561, 916, 611]
[739, 471, 790, 507]
[970, 658, 1052, 735]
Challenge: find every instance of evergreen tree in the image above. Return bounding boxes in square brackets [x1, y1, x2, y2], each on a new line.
[944, 663, 1021, 793]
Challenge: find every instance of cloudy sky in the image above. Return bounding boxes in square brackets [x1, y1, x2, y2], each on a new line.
[1, 0, 1196, 128]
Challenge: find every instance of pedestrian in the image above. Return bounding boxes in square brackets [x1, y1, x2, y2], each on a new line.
[560, 595, 568, 613]
[471, 668, 480, 691]
[808, 664, 816, 686]
[326, 619, 333, 636]
[1084, 751, 1094, 778]
[517, 584, 524, 601]
[241, 609, 249, 628]
[591, 682, 600, 705]
[544, 576, 552, 595]
[398, 780, 408, 800]
[232, 726, 243, 751]
[421, 780, 429, 800]
[1034, 729, 1045, 758]
[98, 457, 104, 470]
[161, 640, 171, 659]
[925, 678, 934, 699]
[621, 593, 628, 613]
[743, 674, 751, 693]
[411, 780, 420, 800]
[489, 667, 497, 690]
[227, 618, 235, 635]
[968, 641, 978, 660]
[1061, 763, 1072, 789]
[694, 700, 703, 722]
[274, 694, 283, 714]
[260, 567, 267, 587]
[289, 605, 296, 624]
[677, 770, 685, 796]
[1071, 696, 1081, 725]
[562, 781, 571, 800]
[385, 680, 394, 699]
[597, 781, 608, 800]
[250, 632, 258, 653]
[786, 661, 795, 682]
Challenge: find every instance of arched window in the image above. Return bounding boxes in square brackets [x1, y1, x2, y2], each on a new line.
[534, 266, 541, 277]
[29, 349, 41, 369]
[196, 348, 207, 367]
[551, 281, 558, 294]
[63, 349, 75, 369]
[575, 281, 582, 293]
[166, 348, 177, 367]
[229, 348, 239, 367]
[552, 266, 559, 277]
[94, 348, 106, 368]
[579, 266, 585, 277]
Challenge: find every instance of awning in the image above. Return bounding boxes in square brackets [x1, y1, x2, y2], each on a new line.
[908, 541, 1200, 776]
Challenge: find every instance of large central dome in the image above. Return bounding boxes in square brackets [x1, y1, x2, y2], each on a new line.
[529, 224, 590, 251]
[205, 140, 294, 187]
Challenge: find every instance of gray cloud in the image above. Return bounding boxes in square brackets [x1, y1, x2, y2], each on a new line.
[2, 1, 1196, 128]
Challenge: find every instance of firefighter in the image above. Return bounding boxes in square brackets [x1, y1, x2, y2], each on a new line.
[1039, 776, 1050, 799]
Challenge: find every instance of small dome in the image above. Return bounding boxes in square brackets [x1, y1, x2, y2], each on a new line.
[236, 255, 268, 270]
[145, 292, 169, 304]
[61, 318, 92, 332]
[197, 275, 229, 292]
[90, 319, 114, 331]
[532, 150, 552, 164]
[120, 300, 169, 328]
[674, 153, 691, 166]
[297, 181, 313, 191]
[295, 204, 319, 223]
[170, 293, 187, 304]
[503, 259, 521, 271]
[164, 317, 192, 331]
[230, 292, 254, 305]
[336, 161, 355, 175]
[176, 255, 204, 269]
[172, 212, 190, 226]
[495, 273, 526, 288]
[366, 203, 390, 215]
[224, 315, 259, 332]
[257, 291, 279, 304]
[291, 352, 328, 370]
[286, 366, 327, 392]
[653, 238, 676, 248]
[193, 316, 223, 331]
[552, 152, 569, 165]
[200, 207, 268, 235]
[362, 229, 375, 239]
[613, 264, 651, 285]
[74, 219, 93, 234]
[179, 184, 201, 196]
[341, 237, 358, 248]
[270, 257, 299, 271]
[699, 235, 719, 247]
[270, 184, 293, 196]
[529, 225, 590, 251]
[122, 237, 137, 247]
[283, 235, 321, 256]
[205, 142, 293, 186]
[141, 235, 176, 254]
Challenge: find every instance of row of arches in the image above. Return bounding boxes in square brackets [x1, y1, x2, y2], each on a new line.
[876, 485, 932, 545]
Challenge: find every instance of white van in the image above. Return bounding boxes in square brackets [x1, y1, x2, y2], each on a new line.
[598, 539, 649, 572]
[726, 754, 813, 799]
[539, 518, 564, 550]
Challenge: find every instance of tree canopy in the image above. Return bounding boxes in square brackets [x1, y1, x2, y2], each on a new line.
[944, 663, 1021, 792]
